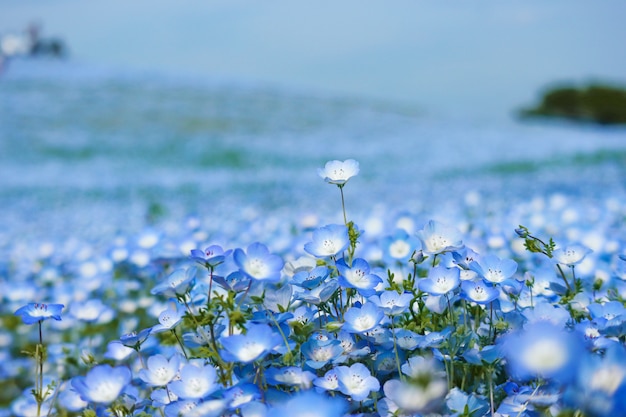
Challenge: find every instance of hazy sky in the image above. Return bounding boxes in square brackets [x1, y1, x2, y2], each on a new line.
[2, 1, 626, 120]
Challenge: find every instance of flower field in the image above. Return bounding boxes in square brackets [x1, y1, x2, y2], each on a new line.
[3, 155, 626, 417]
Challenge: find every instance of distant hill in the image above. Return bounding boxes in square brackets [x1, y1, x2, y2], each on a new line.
[519, 82, 626, 125]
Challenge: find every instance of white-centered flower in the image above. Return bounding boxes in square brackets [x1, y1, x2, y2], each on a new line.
[318, 159, 360, 185]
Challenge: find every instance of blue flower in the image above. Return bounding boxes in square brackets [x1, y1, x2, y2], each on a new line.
[335, 362, 380, 401]
[220, 323, 283, 363]
[14, 303, 64, 325]
[138, 354, 181, 387]
[565, 345, 626, 417]
[418, 266, 461, 296]
[265, 366, 316, 388]
[151, 304, 184, 333]
[417, 220, 463, 255]
[500, 321, 584, 383]
[291, 266, 331, 289]
[268, 390, 348, 417]
[304, 224, 350, 258]
[168, 362, 219, 399]
[381, 229, 421, 264]
[369, 290, 414, 315]
[318, 159, 360, 185]
[120, 327, 152, 349]
[301, 338, 343, 369]
[469, 254, 518, 284]
[190, 244, 232, 268]
[446, 388, 490, 417]
[553, 243, 592, 266]
[461, 279, 500, 304]
[151, 267, 197, 297]
[342, 302, 384, 334]
[71, 364, 131, 404]
[234, 242, 284, 283]
[336, 258, 382, 296]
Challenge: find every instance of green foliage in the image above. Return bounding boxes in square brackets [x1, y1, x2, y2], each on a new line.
[520, 82, 626, 125]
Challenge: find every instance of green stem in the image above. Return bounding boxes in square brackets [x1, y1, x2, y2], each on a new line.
[338, 185, 347, 225]
[171, 329, 189, 360]
[390, 317, 404, 381]
[556, 264, 571, 291]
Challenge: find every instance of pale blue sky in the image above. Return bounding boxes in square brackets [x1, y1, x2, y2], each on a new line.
[2, 0, 626, 120]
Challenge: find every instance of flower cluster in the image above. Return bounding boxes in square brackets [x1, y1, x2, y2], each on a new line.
[2, 159, 626, 417]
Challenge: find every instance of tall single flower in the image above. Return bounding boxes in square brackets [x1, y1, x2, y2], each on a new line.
[304, 224, 350, 258]
[234, 242, 284, 283]
[318, 159, 359, 185]
[14, 303, 64, 325]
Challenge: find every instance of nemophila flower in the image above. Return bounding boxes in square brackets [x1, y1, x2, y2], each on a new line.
[14, 303, 64, 325]
[223, 383, 261, 410]
[552, 243, 592, 266]
[588, 300, 626, 336]
[104, 340, 135, 361]
[452, 247, 482, 269]
[318, 159, 359, 185]
[265, 366, 316, 388]
[469, 254, 517, 284]
[120, 327, 151, 349]
[461, 279, 500, 304]
[234, 242, 284, 283]
[220, 323, 282, 363]
[168, 362, 219, 399]
[293, 279, 339, 305]
[301, 338, 343, 369]
[152, 387, 178, 407]
[213, 270, 251, 292]
[370, 290, 413, 315]
[164, 398, 226, 417]
[262, 282, 293, 312]
[383, 378, 448, 415]
[342, 302, 384, 334]
[564, 345, 626, 417]
[522, 301, 570, 327]
[336, 258, 382, 296]
[269, 390, 348, 417]
[395, 328, 422, 351]
[500, 321, 584, 383]
[381, 355, 448, 414]
[418, 266, 461, 296]
[381, 229, 421, 264]
[446, 388, 490, 417]
[151, 267, 197, 297]
[291, 266, 330, 289]
[314, 368, 340, 392]
[304, 224, 350, 258]
[417, 220, 463, 255]
[335, 362, 380, 401]
[138, 354, 181, 387]
[151, 304, 184, 333]
[190, 244, 232, 269]
[71, 364, 131, 404]
[69, 299, 113, 323]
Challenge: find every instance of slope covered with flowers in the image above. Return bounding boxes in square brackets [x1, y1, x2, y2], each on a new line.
[3, 159, 626, 417]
